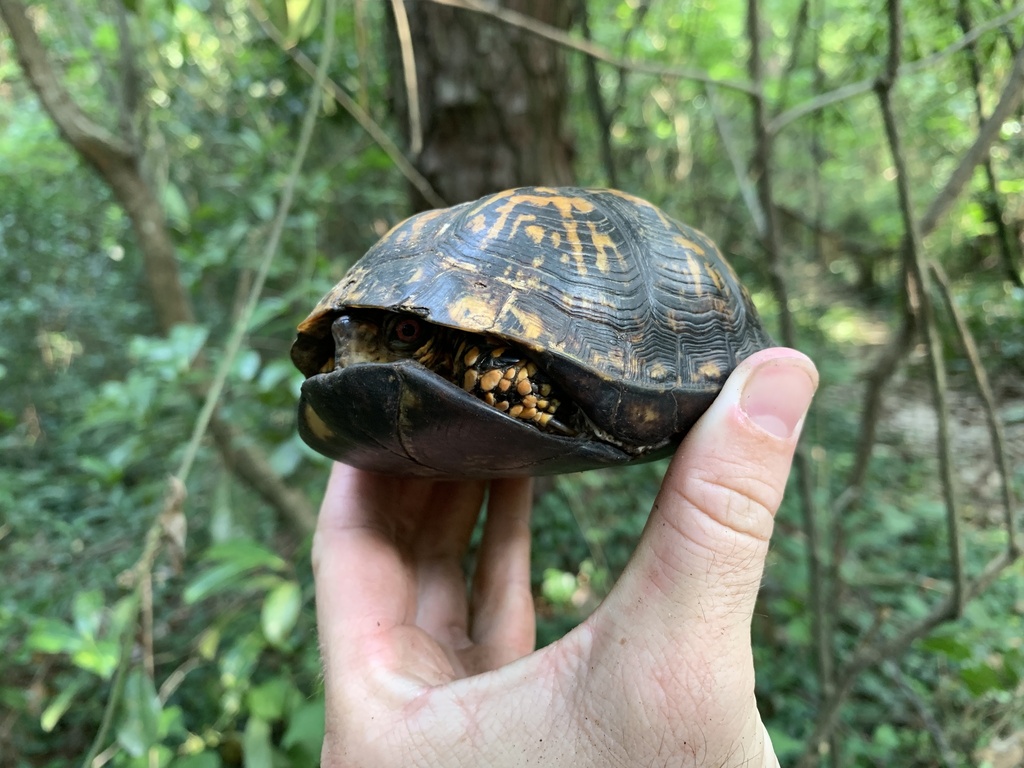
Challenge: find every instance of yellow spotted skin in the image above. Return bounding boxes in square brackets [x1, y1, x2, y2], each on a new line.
[293, 186, 772, 448]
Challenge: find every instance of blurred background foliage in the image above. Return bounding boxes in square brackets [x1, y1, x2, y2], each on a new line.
[1, 0, 1022, 766]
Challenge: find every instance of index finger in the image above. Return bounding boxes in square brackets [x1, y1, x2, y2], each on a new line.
[312, 463, 485, 668]
[312, 463, 420, 656]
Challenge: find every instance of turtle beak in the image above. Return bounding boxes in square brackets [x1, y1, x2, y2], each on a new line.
[330, 313, 385, 372]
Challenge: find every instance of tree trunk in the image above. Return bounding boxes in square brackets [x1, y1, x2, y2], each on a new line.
[389, 0, 575, 210]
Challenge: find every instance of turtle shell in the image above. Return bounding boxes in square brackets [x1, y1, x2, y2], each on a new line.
[292, 186, 773, 477]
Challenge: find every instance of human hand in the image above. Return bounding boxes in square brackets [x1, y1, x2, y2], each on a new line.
[313, 347, 818, 767]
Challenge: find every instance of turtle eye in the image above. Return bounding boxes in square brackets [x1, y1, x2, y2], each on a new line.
[386, 316, 426, 350]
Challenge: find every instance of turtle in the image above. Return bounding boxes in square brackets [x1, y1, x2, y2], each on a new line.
[290, 186, 773, 477]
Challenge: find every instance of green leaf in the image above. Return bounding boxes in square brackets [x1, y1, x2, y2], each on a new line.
[203, 540, 288, 571]
[872, 723, 900, 749]
[242, 716, 273, 768]
[185, 561, 273, 604]
[261, 581, 302, 647]
[268, 437, 303, 478]
[92, 23, 118, 53]
[233, 349, 261, 382]
[72, 589, 105, 639]
[117, 669, 163, 757]
[163, 181, 190, 232]
[961, 663, 1004, 697]
[40, 679, 85, 732]
[26, 619, 80, 655]
[919, 633, 973, 662]
[185, 541, 288, 604]
[541, 569, 577, 606]
[257, 359, 296, 392]
[281, 700, 325, 755]
[260, 0, 289, 41]
[70, 637, 120, 678]
[248, 296, 289, 332]
[171, 753, 219, 768]
[246, 678, 297, 721]
[285, 0, 323, 43]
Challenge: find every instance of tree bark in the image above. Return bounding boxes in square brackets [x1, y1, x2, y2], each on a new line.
[389, 0, 575, 209]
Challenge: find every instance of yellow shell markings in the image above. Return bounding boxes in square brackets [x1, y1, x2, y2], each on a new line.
[674, 235, 706, 257]
[696, 360, 722, 382]
[445, 294, 499, 331]
[525, 225, 546, 244]
[564, 217, 587, 277]
[506, 213, 538, 241]
[648, 361, 669, 380]
[407, 208, 447, 239]
[303, 404, 335, 441]
[585, 220, 620, 274]
[504, 301, 547, 342]
[605, 188, 675, 231]
[685, 253, 705, 297]
[481, 192, 596, 277]
[707, 263, 726, 292]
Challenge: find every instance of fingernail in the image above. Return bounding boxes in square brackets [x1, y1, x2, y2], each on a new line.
[741, 358, 817, 439]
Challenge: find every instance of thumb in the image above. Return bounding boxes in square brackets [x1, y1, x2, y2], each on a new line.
[596, 347, 817, 649]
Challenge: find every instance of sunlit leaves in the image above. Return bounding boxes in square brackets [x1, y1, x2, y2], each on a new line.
[117, 669, 163, 757]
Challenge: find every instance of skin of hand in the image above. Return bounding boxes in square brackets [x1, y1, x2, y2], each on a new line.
[313, 347, 818, 767]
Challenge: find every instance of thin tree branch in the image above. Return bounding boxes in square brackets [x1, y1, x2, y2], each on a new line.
[878, 0, 964, 617]
[956, 0, 1022, 286]
[705, 84, 765, 237]
[746, 0, 833, 725]
[80, 478, 186, 768]
[0, 0, 192, 330]
[881, 660, 958, 768]
[609, 0, 650, 123]
[918, 39, 1024, 238]
[175, 0, 335, 491]
[833, 317, 915, 516]
[251, 2, 447, 210]
[79, 2, 338, 758]
[427, 0, 761, 96]
[113, 0, 142, 143]
[775, 0, 811, 110]
[928, 261, 1018, 556]
[390, 0, 423, 157]
[1, 0, 316, 535]
[800, 2, 996, 758]
[797, 550, 1014, 767]
[770, 4, 1024, 134]
[836, 29, 1024, 513]
[578, 0, 617, 187]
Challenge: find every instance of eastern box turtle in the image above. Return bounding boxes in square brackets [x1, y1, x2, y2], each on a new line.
[291, 187, 772, 477]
